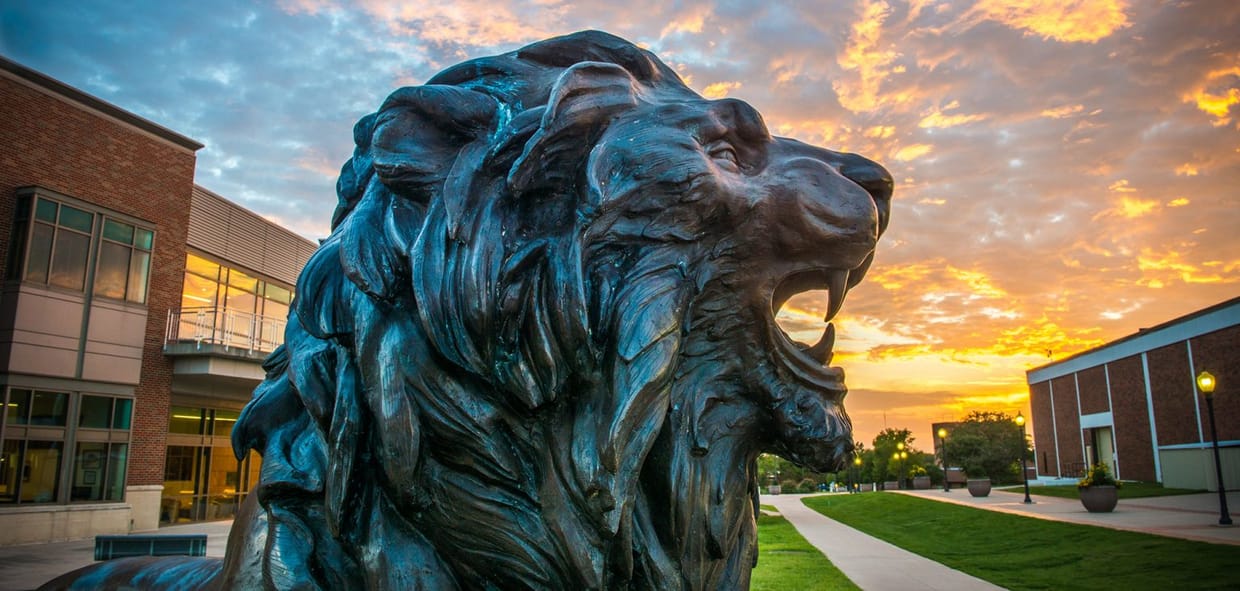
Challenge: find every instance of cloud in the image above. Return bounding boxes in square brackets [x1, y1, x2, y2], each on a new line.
[964, 0, 1131, 43]
[3, 0, 1237, 449]
[701, 81, 741, 99]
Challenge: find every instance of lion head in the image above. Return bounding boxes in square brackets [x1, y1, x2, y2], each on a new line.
[222, 30, 891, 591]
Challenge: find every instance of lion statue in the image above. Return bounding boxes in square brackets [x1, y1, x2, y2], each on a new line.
[41, 30, 891, 591]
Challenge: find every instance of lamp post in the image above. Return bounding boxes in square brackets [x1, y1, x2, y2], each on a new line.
[896, 442, 907, 489]
[938, 427, 950, 492]
[1197, 371, 1232, 526]
[1015, 412, 1033, 504]
[853, 456, 862, 493]
[900, 451, 908, 489]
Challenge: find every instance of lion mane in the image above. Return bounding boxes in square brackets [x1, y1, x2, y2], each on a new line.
[56, 31, 890, 591]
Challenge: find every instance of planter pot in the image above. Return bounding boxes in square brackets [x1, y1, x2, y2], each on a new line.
[913, 476, 932, 490]
[1079, 485, 1118, 513]
[768, 484, 781, 495]
[966, 478, 992, 497]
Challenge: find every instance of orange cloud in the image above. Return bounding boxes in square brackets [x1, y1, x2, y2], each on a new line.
[966, 0, 1131, 43]
[1137, 250, 1239, 285]
[893, 143, 933, 161]
[918, 101, 988, 128]
[283, 0, 562, 46]
[1174, 163, 1199, 176]
[1183, 66, 1240, 125]
[834, 0, 902, 113]
[1041, 104, 1085, 118]
[701, 81, 742, 99]
[866, 125, 896, 138]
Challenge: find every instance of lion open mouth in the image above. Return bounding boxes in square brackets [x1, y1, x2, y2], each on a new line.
[768, 268, 856, 394]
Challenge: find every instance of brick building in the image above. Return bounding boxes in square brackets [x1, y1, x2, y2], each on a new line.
[1026, 297, 1239, 491]
[0, 57, 314, 543]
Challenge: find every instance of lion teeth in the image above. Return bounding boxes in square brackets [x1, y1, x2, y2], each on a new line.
[805, 323, 835, 365]
[824, 270, 848, 322]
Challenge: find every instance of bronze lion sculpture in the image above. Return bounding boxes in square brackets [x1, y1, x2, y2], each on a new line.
[42, 30, 891, 591]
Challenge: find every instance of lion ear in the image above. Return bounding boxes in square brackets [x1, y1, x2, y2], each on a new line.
[507, 62, 639, 196]
[370, 85, 498, 200]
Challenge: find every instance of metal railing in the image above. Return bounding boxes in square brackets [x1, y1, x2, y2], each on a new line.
[165, 307, 286, 353]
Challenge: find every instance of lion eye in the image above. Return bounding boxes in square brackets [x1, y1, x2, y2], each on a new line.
[709, 145, 740, 171]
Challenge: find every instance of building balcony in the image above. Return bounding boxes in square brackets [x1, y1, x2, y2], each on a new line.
[163, 307, 286, 400]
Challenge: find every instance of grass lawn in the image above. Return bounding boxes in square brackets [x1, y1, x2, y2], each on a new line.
[751, 514, 859, 591]
[804, 494, 1238, 590]
[995, 481, 1205, 500]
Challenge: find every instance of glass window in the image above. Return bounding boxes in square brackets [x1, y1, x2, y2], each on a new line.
[127, 250, 150, 304]
[24, 223, 53, 284]
[29, 391, 68, 426]
[162, 445, 202, 523]
[93, 241, 131, 299]
[20, 441, 63, 503]
[3, 389, 129, 506]
[106, 443, 127, 501]
[102, 219, 134, 244]
[213, 410, 240, 438]
[113, 398, 132, 430]
[58, 204, 93, 233]
[48, 228, 90, 290]
[16, 195, 154, 302]
[79, 395, 112, 429]
[6, 389, 31, 425]
[69, 442, 127, 502]
[227, 269, 258, 293]
[135, 228, 154, 250]
[185, 253, 220, 280]
[71, 442, 107, 501]
[6, 198, 31, 281]
[170, 407, 206, 435]
[0, 440, 19, 503]
[34, 198, 57, 223]
[94, 216, 153, 304]
[265, 284, 293, 305]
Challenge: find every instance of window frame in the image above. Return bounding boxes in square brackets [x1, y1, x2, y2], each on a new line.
[7, 188, 156, 305]
[0, 386, 134, 506]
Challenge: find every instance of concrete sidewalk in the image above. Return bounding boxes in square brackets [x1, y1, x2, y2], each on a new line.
[762, 493, 1004, 590]
[898, 487, 1240, 546]
[0, 520, 233, 591]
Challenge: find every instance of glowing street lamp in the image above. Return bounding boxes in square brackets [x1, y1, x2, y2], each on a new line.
[1015, 412, 1033, 504]
[1197, 371, 1232, 526]
[938, 427, 950, 492]
[853, 453, 863, 490]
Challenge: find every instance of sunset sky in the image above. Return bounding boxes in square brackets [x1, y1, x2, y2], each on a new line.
[2, 0, 1237, 450]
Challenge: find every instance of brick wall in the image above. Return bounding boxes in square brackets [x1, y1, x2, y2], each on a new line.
[1051, 374, 1083, 474]
[1190, 325, 1240, 441]
[0, 71, 197, 486]
[1147, 342, 1198, 446]
[1028, 381, 1056, 475]
[1077, 365, 1109, 416]
[1107, 354, 1156, 481]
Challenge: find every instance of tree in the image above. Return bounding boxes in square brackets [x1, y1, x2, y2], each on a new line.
[948, 410, 1030, 483]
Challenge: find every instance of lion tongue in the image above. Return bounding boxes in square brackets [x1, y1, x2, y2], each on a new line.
[804, 323, 835, 366]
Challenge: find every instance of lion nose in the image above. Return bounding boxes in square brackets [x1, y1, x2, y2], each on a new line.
[835, 153, 893, 236]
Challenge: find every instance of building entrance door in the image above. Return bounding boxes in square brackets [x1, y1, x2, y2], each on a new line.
[1094, 427, 1117, 479]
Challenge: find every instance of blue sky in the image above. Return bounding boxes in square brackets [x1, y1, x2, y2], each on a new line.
[3, 0, 1237, 447]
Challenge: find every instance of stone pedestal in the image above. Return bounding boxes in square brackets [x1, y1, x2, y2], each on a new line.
[127, 484, 165, 532]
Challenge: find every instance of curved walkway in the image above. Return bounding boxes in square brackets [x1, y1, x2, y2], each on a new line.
[762, 493, 1004, 590]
